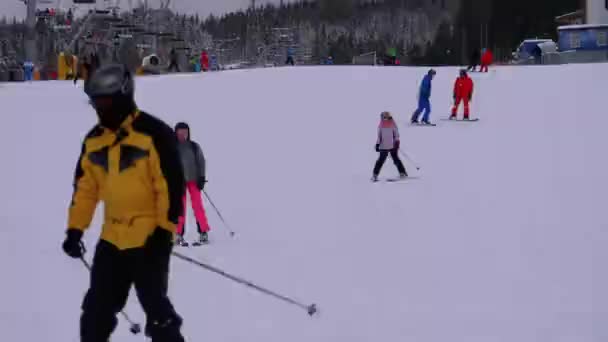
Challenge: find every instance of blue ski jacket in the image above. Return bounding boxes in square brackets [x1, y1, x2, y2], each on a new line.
[419, 74, 433, 99]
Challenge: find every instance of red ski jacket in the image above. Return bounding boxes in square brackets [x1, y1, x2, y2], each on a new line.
[453, 76, 474, 98]
[201, 52, 209, 69]
[481, 50, 493, 65]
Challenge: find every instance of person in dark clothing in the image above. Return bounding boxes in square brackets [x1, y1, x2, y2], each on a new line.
[532, 45, 542, 64]
[90, 52, 100, 71]
[62, 63, 186, 342]
[74, 56, 91, 85]
[168, 49, 180, 72]
[174, 122, 211, 246]
[468, 49, 480, 72]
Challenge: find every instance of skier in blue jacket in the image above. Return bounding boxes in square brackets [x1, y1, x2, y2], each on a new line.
[411, 69, 436, 125]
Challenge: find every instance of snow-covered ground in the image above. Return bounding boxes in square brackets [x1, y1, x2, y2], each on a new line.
[1, 64, 607, 342]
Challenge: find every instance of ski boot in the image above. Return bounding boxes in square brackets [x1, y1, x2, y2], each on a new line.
[175, 235, 189, 247]
[399, 173, 408, 179]
[192, 232, 209, 246]
[411, 118, 419, 125]
[449, 115, 456, 120]
[371, 174, 379, 182]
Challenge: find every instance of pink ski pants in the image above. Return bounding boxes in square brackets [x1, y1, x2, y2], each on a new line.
[176, 181, 210, 235]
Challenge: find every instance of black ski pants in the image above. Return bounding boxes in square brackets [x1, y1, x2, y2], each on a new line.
[80, 232, 185, 342]
[373, 149, 407, 176]
[168, 61, 180, 72]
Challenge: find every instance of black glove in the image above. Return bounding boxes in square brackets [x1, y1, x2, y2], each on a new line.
[375, 144, 380, 152]
[62, 229, 85, 258]
[197, 177, 207, 190]
[145, 227, 173, 256]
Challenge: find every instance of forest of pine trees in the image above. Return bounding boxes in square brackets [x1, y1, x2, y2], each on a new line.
[201, 0, 580, 65]
[0, 0, 581, 67]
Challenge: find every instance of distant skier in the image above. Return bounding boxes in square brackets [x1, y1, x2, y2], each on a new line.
[200, 51, 209, 72]
[74, 56, 91, 85]
[372, 111, 407, 181]
[174, 122, 211, 246]
[411, 69, 436, 125]
[23, 61, 34, 81]
[468, 48, 480, 72]
[62, 64, 186, 342]
[168, 48, 180, 72]
[286, 47, 295, 65]
[450, 69, 474, 120]
[480, 48, 493, 72]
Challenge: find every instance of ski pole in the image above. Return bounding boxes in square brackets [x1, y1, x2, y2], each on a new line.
[202, 189, 236, 237]
[399, 149, 421, 171]
[172, 251, 318, 317]
[79, 257, 143, 335]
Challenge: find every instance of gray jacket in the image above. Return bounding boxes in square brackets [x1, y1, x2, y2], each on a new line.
[177, 141, 206, 182]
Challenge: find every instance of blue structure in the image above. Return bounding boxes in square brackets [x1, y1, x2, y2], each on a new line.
[558, 24, 608, 51]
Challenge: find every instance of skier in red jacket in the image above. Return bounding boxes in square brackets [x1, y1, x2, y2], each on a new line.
[200, 51, 209, 72]
[450, 69, 474, 120]
[480, 48, 493, 72]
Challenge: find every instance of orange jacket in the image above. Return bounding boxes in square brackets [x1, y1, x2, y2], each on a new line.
[481, 50, 493, 65]
[453, 76, 474, 98]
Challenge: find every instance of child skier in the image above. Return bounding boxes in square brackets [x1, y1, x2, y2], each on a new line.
[373, 112, 407, 181]
[174, 122, 211, 246]
[411, 69, 436, 125]
[450, 69, 474, 120]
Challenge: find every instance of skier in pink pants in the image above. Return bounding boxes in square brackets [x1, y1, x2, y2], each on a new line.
[175, 122, 211, 246]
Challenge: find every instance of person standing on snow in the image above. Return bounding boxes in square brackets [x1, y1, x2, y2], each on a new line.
[62, 64, 187, 342]
[174, 122, 211, 246]
[450, 69, 474, 120]
[23, 61, 34, 81]
[480, 48, 493, 72]
[200, 51, 210, 72]
[411, 69, 436, 125]
[286, 47, 295, 65]
[373, 111, 407, 181]
[168, 48, 180, 72]
[468, 48, 480, 72]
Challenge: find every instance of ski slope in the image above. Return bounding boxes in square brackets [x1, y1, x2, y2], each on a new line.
[1, 64, 607, 342]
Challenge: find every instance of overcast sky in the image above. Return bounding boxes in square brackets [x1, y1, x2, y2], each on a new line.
[1, 0, 293, 20]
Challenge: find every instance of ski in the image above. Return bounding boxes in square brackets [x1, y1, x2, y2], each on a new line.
[191, 241, 209, 247]
[386, 176, 420, 182]
[440, 118, 479, 122]
[410, 122, 437, 127]
[372, 176, 420, 183]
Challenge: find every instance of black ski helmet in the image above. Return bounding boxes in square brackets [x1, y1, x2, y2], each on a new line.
[85, 63, 134, 98]
[460, 69, 467, 77]
[85, 63, 137, 130]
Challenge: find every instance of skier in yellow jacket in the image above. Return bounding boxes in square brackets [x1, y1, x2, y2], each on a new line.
[61, 64, 186, 342]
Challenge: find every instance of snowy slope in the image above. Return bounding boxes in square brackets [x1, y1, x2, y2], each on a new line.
[1, 64, 607, 342]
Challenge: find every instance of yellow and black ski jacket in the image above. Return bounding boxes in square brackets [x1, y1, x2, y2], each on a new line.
[68, 110, 185, 250]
